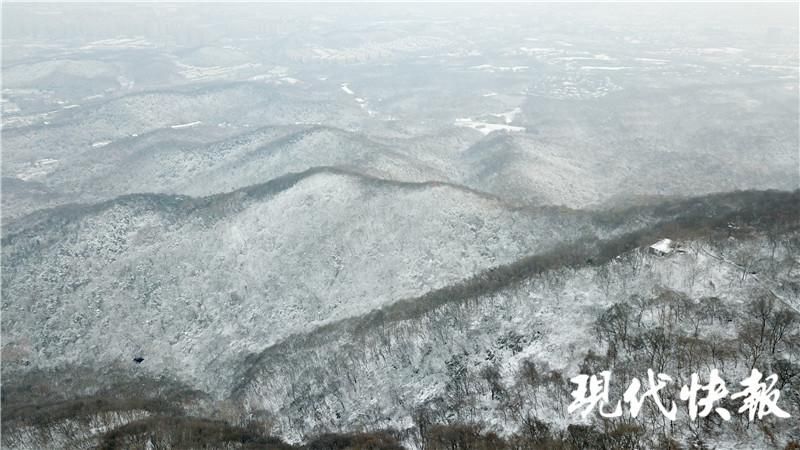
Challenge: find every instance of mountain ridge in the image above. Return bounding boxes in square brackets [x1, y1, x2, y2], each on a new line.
[2, 165, 526, 238]
[229, 188, 800, 399]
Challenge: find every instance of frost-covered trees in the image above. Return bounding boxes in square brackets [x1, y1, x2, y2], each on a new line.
[738, 295, 799, 370]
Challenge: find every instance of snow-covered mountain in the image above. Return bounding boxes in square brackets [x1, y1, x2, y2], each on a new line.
[3, 4, 799, 449]
[237, 219, 800, 445]
[3, 188, 798, 449]
[4, 185, 797, 447]
[2, 168, 599, 395]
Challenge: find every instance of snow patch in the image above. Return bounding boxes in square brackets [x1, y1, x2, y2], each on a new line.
[16, 158, 59, 180]
[635, 57, 670, 64]
[491, 107, 521, 124]
[80, 36, 154, 50]
[698, 47, 743, 54]
[580, 66, 633, 71]
[170, 121, 202, 129]
[455, 118, 525, 135]
[179, 62, 262, 81]
[471, 64, 528, 73]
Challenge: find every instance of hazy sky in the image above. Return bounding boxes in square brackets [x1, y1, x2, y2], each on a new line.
[3, 2, 798, 35]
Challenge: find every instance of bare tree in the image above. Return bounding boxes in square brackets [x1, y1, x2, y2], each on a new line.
[595, 303, 633, 352]
[479, 364, 504, 401]
[767, 308, 799, 355]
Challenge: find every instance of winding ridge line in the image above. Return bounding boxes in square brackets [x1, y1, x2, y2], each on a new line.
[1, 165, 562, 240]
[229, 189, 800, 397]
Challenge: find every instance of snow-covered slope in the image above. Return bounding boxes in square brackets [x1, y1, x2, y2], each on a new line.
[233, 197, 800, 443]
[28, 125, 451, 206]
[1, 82, 369, 176]
[3, 180, 798, 448]
[2, 168, 602, 396]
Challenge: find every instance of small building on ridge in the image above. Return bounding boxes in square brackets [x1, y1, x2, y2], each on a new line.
[648, 238, 674, 256]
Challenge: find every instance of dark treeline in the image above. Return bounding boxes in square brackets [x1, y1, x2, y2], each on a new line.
[6, 407, 800, 450]
[233, 189, 800, 390]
